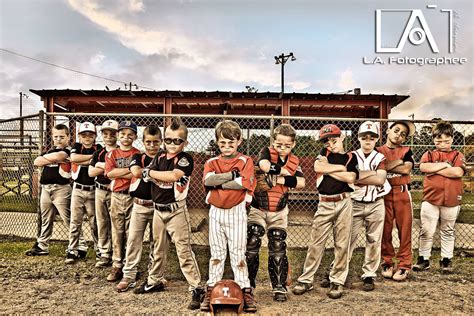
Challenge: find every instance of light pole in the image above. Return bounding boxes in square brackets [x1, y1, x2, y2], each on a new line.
[19, 92, 29, 145]
[274, 52, 296, 93]
[19, 92, 29, 117]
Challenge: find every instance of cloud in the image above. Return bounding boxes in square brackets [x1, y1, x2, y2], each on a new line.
[338, 68, 356, 91]
[89, 52, 106, 65]
[288, 81, 311, 90]
[128, 0, 144, 13]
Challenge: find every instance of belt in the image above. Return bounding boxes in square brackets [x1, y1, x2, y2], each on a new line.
[134, 198, 154, 207]
[354, 196, 383, 204]
[114, 189, 129, 195]
[154, 200, 186, 212]
[95, 182, 110, 191]
[319, 192, 348, 203]
[74, 183, 95, 192]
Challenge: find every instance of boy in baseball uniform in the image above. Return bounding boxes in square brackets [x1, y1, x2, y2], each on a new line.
[413, 121, 467, 273]
[348, 121, 390, 291]
[116, 125, 162, 292]
[200, 120, 257, 313]
[89, 119, 119, 268]
[377, 120, 416, 281]
[246, 124, 305, 302]
[134, 118, 204, 311]
[26, 124, 72, 256]
[105, 121, 140, 282]
[292, 124, 358, 299]
[65, 122, 102, 264]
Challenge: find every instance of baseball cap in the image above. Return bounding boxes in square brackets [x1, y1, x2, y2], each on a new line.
[210, 280, 244, 313]
[101, 119, 119, 132]
[318, 124, 341, 142]
[358, 121, 380, 137]
[389, 120, 416, 137]
[118, 120, 138, 134]
[78, 122, 96, 134]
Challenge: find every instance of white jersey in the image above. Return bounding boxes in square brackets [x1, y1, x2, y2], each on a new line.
[351, 149, 391, 202]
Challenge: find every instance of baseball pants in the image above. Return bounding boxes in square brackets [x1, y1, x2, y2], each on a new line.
[37, 184, 71, 251]
[247, 206, 289, 230]
[297, 197, 353, 286]
[110, 192, 133, 269]
[147, 202, 201, 291]
[122, 203, 154, 280]
[348, 199, 385, 279]
[418, 201, 460, 259]
[207, 201, 251, 289]
[95, 187, 112, 259]
[382, 185, 413, 270]
[68, 186, 98, 254]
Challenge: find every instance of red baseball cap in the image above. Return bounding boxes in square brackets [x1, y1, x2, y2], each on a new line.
[319, 124, 341, 141]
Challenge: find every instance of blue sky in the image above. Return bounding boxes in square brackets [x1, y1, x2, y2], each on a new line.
[0, 0, 472, 120]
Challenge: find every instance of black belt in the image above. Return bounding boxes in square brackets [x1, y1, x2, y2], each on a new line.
[354, 196, 383, 204]
[114, 189, 129, 195]
[154, 200, 184, 212]
[95, 182, 110, 191]
[74, 183, 95, 192]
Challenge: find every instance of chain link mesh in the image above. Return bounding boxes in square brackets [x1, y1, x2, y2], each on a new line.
[1, 113, 473, 249]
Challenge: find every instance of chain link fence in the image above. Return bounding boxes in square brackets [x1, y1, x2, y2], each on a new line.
[1, 112, 473, 249]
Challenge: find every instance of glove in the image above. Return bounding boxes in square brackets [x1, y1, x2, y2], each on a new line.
[254, 166, 277, 193]
[142, 168, 151, 182]
[177, 175, 190, 186]
[231, 169, 240, 180]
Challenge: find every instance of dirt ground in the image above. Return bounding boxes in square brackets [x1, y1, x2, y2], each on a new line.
[1, 237, 473, 315]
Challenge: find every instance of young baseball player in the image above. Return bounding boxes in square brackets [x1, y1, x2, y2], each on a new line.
[246, 124, 305, 302]
[292, 124, 358, 299]
[89, 119, 119, 267]
[413, 121, 467, 273]
[200, 120, 257, 313]
[65, 122, 102, 264]
[26, 124, 72, 256]
[116, 125, 162, 292]
[377, 120, 416, 281]
[105, 121, 140, 282]
[134, 118, 204, 311]
[348, 121, 390, 291]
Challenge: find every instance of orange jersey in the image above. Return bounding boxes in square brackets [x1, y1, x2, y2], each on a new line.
[377, 145, 413, 186]
[105, 147, 140, 192]
[420, 150, 465, 207]
[203, 153, 256, 209]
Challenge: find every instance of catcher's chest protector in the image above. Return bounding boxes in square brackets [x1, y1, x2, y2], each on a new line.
[256, 148, 299, 212]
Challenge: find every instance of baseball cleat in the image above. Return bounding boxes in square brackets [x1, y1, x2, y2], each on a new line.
[413, 256, 431, 271]
[25, 242, 49, 256]
[133, 281, 165, 294]
[392, 269, 410, 281]
[362, 277, 375, 291]
[327, 283, 343, 299]
[381, 265, 394, 278]
[292, 282, 313, 295]
[440, 258, 453, 274]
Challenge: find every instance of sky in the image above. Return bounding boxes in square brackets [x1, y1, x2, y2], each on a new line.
[0, 0, 472, 120]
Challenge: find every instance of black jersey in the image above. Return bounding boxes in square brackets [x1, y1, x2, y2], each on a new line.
[129, 153, 154, 200]
[316, 148, 359, 195]
[71, 143, 102, 185]
[39, 147, 71, 185]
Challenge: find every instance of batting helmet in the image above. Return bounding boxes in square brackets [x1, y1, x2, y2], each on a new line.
[210, 280, 244, 314]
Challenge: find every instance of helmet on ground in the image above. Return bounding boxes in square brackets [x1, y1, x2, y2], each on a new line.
[210, 279, 244, 314]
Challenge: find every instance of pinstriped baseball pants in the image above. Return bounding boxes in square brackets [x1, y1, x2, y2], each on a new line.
[207, 201, 251, 289]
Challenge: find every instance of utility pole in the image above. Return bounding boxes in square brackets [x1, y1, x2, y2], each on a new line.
[125, 82, 138, 91]
[19, 92, 29, 145]
[274, 52, 296, 93]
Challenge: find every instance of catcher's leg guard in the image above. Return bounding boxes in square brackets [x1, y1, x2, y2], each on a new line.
[268, 228, 288, 292]
[245, 224, 265, 288]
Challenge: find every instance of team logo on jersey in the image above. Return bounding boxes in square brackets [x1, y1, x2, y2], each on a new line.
[178, 157, 190, 167]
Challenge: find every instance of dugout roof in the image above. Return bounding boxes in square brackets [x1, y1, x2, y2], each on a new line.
[30, 89, 409, 119]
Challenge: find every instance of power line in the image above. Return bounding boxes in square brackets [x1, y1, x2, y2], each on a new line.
[0, 48, 156, 91]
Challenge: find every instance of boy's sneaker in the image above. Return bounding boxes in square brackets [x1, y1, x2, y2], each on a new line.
[188, 287, 205, 310]
[133, 281, 165, 294]
[64, 251, 80, 264]
[381, 265, 394, 278]
[362, 277, 375, 291]
[78, 249, 88, 259]
[242, 287, 257, 313]
[413, 256, 431, 271]
[95, 257, 112, 268]
[327, 283, 343, 299]
[116, 277, 137, 292]
[273, 286, 288, 302]
[25, 242, 49, 256]
[440, 258, 453, 274]
[292, 282, 314, 295]
[106, 267, 123, 282]
[392, 269, 410, 282]
[200, 286, 213, 312]
[320, 273, 330, 288]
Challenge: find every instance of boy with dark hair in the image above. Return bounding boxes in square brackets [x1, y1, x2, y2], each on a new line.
[292, 124, 358, 299]
[117, 125, 162, 292]
[134, 118, 204, 311]
[246, 123, 305, 302]
[26, 124, 72, 256]
[413, 121, 467, 273]
[200, 120, 257, 313]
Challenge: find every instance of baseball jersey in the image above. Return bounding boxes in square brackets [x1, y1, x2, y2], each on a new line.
[351, 149, 391, 202]
[420, 149, 466, 207]
[316, 148, 359, 195]
[39, 147, 71, 185]
[148, 152, 193, 204]
[203, 153, 256, 209]
[71, 143, 102, 185]
[129, 153, 153, 200]
[105, 147, 140, 192]
[376, 145, 414, 186]
[90, 147, 112, 185]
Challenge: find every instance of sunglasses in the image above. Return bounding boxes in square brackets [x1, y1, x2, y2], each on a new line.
[164, 138, 185, 145]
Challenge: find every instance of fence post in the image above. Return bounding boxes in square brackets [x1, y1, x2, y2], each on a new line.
[36, 111, 45, 238]
[20, 117, 24, 146]
[270, 115, 275, 145]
